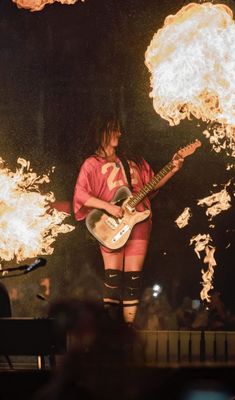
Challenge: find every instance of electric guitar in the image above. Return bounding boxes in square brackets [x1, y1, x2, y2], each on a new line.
[85, 140, 201, 250]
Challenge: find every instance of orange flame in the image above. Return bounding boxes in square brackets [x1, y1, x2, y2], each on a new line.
[12, 0, 84, 12]
[190, 234, 216, 302]
[145, 2, 235, 156]
[197, 182, 232, 220]
[175, 207, 192, 228]
[176, 181, 233, 301]
[0, 157, 74, 264]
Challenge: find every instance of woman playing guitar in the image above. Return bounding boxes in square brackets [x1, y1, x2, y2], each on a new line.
[73, 116, 184, 326]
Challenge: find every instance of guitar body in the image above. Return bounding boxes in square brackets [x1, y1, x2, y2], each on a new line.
[85, 186, 150, 250]
[85, 140, 201, 250]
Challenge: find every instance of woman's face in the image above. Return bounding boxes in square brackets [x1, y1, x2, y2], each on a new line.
[102, 127, 121, 149]
[109, 129, 121, 147]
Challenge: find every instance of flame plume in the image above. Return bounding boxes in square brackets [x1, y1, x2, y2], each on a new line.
[145, 2, 235, 155]
[0, 157, 74, 264]
[12, 0, 84, 12]
[175, 182, 233, 300]
[190, 234, 217, 302]
[146, 2, 235, 301]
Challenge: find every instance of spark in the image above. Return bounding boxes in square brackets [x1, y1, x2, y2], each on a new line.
[226, 163, 234, 170]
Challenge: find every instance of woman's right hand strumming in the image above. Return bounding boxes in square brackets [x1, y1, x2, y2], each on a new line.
[105, 203, 123, 218]
[84, 197, 123, 219]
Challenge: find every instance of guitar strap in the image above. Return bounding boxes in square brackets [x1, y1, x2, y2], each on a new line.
[119, 157, 133, 192]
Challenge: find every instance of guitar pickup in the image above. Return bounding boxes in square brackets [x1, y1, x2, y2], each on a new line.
[112, 225, 130, 243]
[105, 217, 120, 230]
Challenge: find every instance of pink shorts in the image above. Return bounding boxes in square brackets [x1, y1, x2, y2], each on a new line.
[100, 220, 152, 257]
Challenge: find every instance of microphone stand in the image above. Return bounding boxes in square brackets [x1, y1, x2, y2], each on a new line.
[0, 258, 47, 279]
[0, 265, 28, 279]
[1, 265, 28, 272]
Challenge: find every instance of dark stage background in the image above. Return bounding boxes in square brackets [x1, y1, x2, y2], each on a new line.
[0, 0, 234, 317]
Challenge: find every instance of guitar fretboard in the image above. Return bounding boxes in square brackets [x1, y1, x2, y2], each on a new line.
[125, 139, 201, 209]
[127, 160, 174, 208]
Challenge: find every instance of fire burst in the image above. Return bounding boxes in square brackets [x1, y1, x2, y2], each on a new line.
[145, 2, 235, 156]
[0, 157, 74, 264]
[145, 2, 235, 301]
[12, 0, 84, 12]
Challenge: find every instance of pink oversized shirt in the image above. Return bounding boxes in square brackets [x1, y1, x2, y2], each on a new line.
[73, 155, 155, 221]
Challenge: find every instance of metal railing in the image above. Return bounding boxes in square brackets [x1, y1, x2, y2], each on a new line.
[136, 330, 235, 364]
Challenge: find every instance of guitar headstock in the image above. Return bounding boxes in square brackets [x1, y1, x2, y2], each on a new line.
[178, 139, 201, 159]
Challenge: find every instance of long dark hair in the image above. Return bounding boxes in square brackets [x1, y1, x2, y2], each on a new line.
[78, 114, 144, 167]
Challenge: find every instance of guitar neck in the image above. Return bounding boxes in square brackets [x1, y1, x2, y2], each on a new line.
[127, 160, 174, 208]
[125, 139, 201, 209]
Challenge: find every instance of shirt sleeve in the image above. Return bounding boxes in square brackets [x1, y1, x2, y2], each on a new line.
[73, 160, 94, 221]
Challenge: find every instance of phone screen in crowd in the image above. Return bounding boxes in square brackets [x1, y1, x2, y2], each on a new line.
[191, 299, 201, 310]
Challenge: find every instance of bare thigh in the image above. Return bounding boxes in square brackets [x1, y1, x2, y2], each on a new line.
[100, 246, 124, 270]
[124, 239, 149, 271]
[100, 238, 149, 271]
[124, 255, 146, 272]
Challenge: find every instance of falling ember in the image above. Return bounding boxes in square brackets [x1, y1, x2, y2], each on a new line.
[175, 207, 192, 228]
[0, 157, 74, 264]
[145, 2, 235, 155]
[12, 0, 84, 12]
[226, 163, 234, 170]
[190, 234, 217, 302]
[197, 182, 232, 220]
